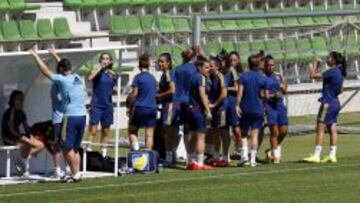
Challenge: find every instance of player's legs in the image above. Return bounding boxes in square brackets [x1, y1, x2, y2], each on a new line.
[144, 127, 154, 150]
[220, 127, 231, 164]
[100, 107, 113, 157]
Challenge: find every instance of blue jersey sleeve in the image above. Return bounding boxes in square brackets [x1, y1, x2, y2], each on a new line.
[131, 75, 139, 87]
[322, 69, 333, 79]
[50, 74, 67, 85]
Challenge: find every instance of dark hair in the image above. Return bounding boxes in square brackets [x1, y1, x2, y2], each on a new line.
[99, 52, 113, 63]
[181, 47, 197, 63]
[227, 51, 244, 73]
[210, 56, 222, 70]
[330, 51, 347, 77]
[248, 53, 261, 70]
[99, 52, 113, 69]
[9, 90, 24, 107]
[159, 52, 173, 70]
[217, 49, 229, 62]
[195, 55, 209, 69]
[264, 54, 274, 67]
[57, 58, 72, 72]
[264, 54, 275, 75]
[139, 53, 150, 69]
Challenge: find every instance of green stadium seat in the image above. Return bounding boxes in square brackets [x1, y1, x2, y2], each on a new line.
[53, 18, 73, 38]
[204, 41, 221, 55]
[311, 37, 328, 57]
[156, 43, 172, 56]
[18, 20, 38, 40]
[110, 15, 127, 35]
[236, 10, 253, 30]
[37, 19, 56, 39]
[172, 44, 186, 67]
[251, 40, 266, 53]
[342, 4, 356, 10]
[0, 0, 9, 12]
[252, 9, 268, 28]
[222, 42, 236, 52]
[140, 15, 155, 34]
[174, 0, 195, 6]
[0, 26, 4, 41]
[117, 65, 135, 72]
[124, 15, 143, 35]
[345, 34, 359, 57]
[1, 20, 22, 41]
[130, 0, 154, 6]
[266, 39, 284, 61]
[297, 38, 313, 61]
[283, 8, 300, 27]
[96, 0, 114, 8]
[267, 8, 284, 27]
[63, 0, 82, 9]
[284, 38, 299, 61]
[238, 41, 251, 57]
[330, 36, 343, 51]
[205, 19, 223, 31]
[222, 19, 239, 30]
[173, 17, 191, 33]
[8, 0, 39, 11]
[81, 0, 98, 9]
[327, 5, 344, 23]
[297, 7, 315, 26]
[157, 15, 175, 33]
[113, 0, 129, 6]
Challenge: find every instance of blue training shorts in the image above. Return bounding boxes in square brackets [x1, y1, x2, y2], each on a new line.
[188, 106, 207, 132]
[89, 106, 114, 128]
[317, 101, 340, 125]
[266, 104, 289, 127]
[60, 116, 86, 151]
[129, 106, 157, 128]
[240, 113, 264, 130]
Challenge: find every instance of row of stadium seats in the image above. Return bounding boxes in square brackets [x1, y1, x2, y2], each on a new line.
[109, 11, 358, 35]
[0, 18, 73, 42]
[0, 0, 40, 12]
[63, 0, 356, 10]
[155, 36, 360, 66]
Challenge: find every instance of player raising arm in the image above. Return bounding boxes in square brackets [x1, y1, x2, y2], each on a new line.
[303, 52, 346, 163]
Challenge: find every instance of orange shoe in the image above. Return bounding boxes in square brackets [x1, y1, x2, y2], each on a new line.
[200, 164, 213, 170]
[190, 162, 202, 171]
[213, 160, 230, 167]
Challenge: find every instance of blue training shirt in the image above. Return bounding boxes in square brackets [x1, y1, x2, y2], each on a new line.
[174, 62, 197, 103]
[223, 67, 239, 103]
[266, 73, 285, 108]
[50, 73, 87, 117]
[189, 73, 211, 110]
[132, 71, 157, 109]
[209, 71, 227, 108]
[320, 67, 344, 103]
[239, 70, 267, 115]
[50, 82, 65, 124]
[159, 70, 176, 105]
[91, 70, 118, 108]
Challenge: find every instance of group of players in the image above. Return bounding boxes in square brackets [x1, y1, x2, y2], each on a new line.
[126, 46, 347, 170]
[0, 45, 346, 182]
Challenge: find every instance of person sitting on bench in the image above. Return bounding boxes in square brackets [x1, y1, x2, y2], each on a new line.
[1, 90, 44, 176]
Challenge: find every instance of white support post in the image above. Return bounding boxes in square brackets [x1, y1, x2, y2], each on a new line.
[114, 69, 121, 176]
[109, 8, 114, 16]
[295, 0, 299, 9]
[76, 9, 81, 21]
[325, 0, 328, 10]
[339, 0, 343, 9]
[82, 149, 87, 173]
[294, 63, 301, 84]
[280, 0, 284, 10]
[310, 0, 314, 11]
[355, 60, 360, 80]
[93, 9, 100, 31]
[5, 12, 9, 21]
[6, 149, 11, 178]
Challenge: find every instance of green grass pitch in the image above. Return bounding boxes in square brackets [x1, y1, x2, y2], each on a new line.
[1, 113, 360, 203]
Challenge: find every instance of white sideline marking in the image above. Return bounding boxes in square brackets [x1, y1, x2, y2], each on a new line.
[0, 163, 359, 198]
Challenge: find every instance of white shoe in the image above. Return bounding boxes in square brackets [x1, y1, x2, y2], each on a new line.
[250, 162, 258, 167]
[237, 159, 250, 167]
[22, 171, 30, 178]
[55, 169, 65, 178]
